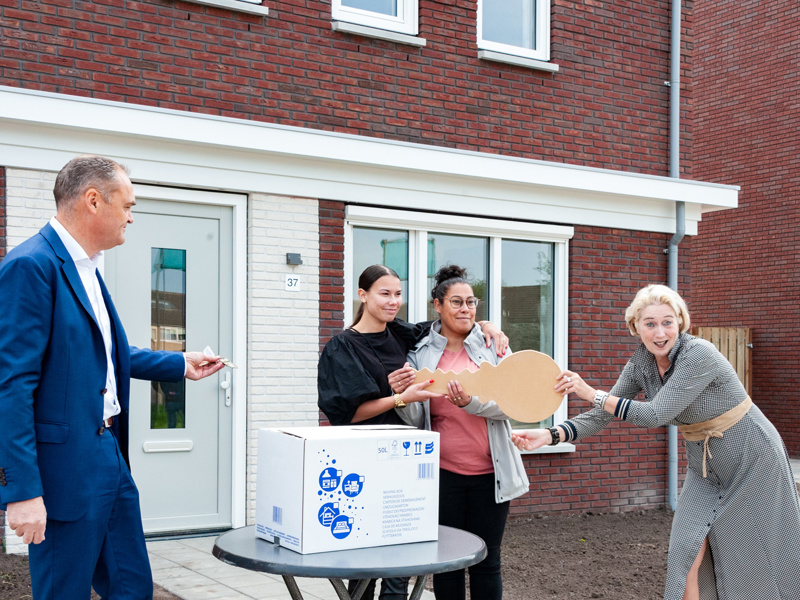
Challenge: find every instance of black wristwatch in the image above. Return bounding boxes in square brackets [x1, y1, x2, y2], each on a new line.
[547, 426, 560, 446]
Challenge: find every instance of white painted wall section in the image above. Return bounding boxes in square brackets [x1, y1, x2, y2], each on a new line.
[246, 193, 320, 524]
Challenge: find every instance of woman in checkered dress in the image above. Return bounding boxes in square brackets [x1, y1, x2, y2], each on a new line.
[513, 285, 800, 600]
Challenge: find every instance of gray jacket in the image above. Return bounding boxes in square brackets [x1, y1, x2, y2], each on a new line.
[399, 321, 529, 503]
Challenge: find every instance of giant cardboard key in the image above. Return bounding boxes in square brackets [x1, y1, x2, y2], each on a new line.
[411, 350, 564, 422]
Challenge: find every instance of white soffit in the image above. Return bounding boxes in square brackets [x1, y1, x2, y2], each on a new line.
[0, 86, 739, 235]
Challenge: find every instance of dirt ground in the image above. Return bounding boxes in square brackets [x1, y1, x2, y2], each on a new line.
[500, 508, 673, 600]
[1, 508, 673, 600]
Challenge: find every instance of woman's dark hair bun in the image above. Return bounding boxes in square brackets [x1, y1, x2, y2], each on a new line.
[434, 264, 467, 287]
[431, 264, 469, 302]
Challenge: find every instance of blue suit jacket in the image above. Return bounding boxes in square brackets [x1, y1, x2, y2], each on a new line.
[0, 223, 186, 521]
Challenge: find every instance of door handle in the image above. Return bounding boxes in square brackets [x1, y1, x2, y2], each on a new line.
[220, 371, 231, 407]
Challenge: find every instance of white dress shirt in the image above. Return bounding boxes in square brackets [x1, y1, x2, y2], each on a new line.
[50, 217, 120, 421]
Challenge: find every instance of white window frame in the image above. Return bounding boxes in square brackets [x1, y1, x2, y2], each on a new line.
[345, 205, 575, 453]
[477, 0, 551, 62]
[183, 0, 269, 16]
[332, 0, 418, 35]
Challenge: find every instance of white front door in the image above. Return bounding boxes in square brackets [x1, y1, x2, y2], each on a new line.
[106, 192, 235, 534]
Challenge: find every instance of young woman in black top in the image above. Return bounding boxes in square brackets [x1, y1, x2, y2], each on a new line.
[317, 264, 506, 600]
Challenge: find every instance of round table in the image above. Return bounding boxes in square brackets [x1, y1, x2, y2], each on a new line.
[212, 525, 487, 600]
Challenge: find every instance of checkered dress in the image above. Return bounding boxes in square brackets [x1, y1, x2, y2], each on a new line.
[562, 334, 800, 599]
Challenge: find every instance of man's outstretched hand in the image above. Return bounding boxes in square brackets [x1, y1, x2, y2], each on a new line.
[184, 352, 226, 380]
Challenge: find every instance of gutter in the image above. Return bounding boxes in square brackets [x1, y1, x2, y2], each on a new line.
[666, 0, 683, 511]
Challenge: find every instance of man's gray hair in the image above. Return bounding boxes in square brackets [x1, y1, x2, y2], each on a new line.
[53, 155, 130, 210]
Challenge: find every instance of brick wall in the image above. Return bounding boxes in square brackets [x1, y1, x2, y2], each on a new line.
[316, 200, 345, 426]
[318, 200, 345, 350]
[514, 228, 691, 515]
[1, 169, 40, 555]
[0, 167, 50, 555]
[3, 168, 56, 251]
[0, 0, 692, 177]
[246, 192, 320, 522]
[692, 0, 800, 454]
[319, 214, 690, 516]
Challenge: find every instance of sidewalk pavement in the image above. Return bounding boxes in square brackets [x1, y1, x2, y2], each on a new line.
[148, 458, 800, 600]
[147, 535, 435, 600]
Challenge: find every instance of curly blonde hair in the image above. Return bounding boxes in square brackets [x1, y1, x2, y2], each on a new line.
[624, 284, 691, 336]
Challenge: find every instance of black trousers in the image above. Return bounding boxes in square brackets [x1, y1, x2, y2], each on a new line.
[347, 577, 409, 600]
[433, 470, 510, 600]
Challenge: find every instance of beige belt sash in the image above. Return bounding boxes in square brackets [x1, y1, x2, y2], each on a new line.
[678, 396, 753, 478]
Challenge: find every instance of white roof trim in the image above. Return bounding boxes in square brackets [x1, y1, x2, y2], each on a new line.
[0, 86, 738, 235]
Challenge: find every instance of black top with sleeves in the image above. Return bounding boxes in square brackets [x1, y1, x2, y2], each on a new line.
[317, 319, 428, 426]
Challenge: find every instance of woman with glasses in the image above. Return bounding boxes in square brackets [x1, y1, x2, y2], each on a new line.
[317, 264, 507, 600]
[398, 264, 528, 600]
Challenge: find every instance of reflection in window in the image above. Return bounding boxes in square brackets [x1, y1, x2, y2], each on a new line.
[478, 0, 551, 62]
[151, 248, 186, 429]
[502, 239, 555, 429]
[482, 0, 536, 50]
[332, 0, 417, 35]
[352, 227, 409, 322]
[426, 233, 489, 323]
[342, 0, 397, 16]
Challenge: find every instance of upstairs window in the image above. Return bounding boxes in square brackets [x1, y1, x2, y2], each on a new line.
[332, 0, 418, 35]
[478, 0, 551, 61]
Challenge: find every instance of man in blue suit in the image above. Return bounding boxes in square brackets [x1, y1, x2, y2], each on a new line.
[0, 155, 225, 599]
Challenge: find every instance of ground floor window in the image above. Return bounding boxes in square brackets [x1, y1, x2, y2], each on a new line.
[346, 206, 573, 432]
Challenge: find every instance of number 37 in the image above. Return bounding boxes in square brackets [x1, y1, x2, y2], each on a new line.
[285, 274, 301, 291]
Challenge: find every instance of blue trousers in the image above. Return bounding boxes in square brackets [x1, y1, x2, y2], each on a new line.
[28, 430, 152, 600]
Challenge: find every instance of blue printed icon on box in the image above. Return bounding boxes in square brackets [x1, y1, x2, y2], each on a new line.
[342, 473, 364, 497]
[256, 426, 439, 554]
[318, 502, 339, 527]
[319, 468, 342, 491]
[331, 514, 354, 539]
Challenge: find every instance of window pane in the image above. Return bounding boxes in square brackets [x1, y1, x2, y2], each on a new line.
[502, 239, 555, 428]
[426, 233, 489, 323]
[352, 227, 409, 322]
[342, 0, 397, 17]
[482, 0, 536, 49]
[151, 248, 186, 429]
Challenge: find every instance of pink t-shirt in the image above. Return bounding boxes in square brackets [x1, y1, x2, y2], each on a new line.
[429, 347, 494, 475]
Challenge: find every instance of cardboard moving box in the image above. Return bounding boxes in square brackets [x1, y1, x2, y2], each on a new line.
[256, 425, 439, 554]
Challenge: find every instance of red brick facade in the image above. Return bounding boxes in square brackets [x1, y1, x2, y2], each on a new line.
[692, 1, 800, 454]
[318, 200, 345, 351]
[2, 0, 701, 517]
[1, 0, 691, 174]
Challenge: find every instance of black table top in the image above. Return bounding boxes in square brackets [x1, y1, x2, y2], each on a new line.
[212, 525, 487, 580]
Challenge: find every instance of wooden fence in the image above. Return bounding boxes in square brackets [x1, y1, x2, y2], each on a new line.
[690, 326, 752, 396]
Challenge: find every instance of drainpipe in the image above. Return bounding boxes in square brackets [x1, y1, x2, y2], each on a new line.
[666, 0, 683, 511]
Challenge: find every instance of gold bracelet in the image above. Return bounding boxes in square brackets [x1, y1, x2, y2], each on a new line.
[394, 393, 407, 408]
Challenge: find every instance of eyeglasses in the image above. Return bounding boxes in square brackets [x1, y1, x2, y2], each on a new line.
[443, 296, 479, 309]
